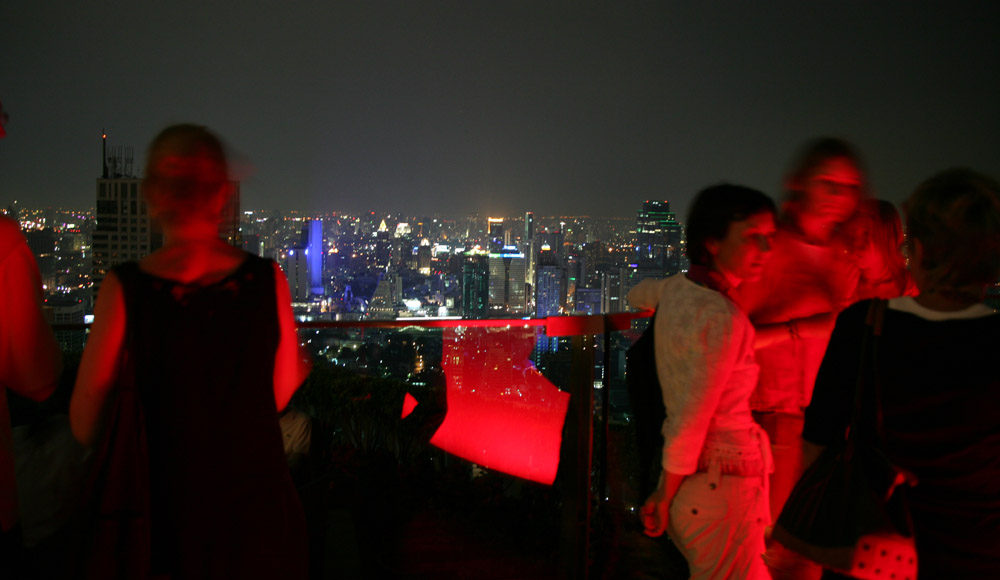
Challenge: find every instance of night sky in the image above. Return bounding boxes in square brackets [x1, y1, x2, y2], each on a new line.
[3, 1, 998, 219]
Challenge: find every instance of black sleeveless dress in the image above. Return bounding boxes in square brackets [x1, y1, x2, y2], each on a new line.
[113, 255, 307, 579]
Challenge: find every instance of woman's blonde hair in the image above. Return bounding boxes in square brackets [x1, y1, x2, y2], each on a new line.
[143, 124, 230, 225]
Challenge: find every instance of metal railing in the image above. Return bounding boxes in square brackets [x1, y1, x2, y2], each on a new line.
[55, 311, 653, 579]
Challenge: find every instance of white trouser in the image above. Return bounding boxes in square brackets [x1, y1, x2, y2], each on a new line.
[668, 465, 771, 580]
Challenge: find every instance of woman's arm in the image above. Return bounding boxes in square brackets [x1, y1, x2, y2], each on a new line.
[0, 240, 62, 400]
[272, 262, 311, 412]
[753, 311, 837, 349]
[69, 272, 126, 447]
[659, 302, 744, 475]
[645, 295, 748, 533]
[627, 278, 668, 311]
[641, 470, 686, 537]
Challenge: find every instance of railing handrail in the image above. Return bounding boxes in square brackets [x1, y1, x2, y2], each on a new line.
[53, 310, 654, 336]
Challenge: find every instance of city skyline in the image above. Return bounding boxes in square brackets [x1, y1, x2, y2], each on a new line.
[3, 2, 999, 220]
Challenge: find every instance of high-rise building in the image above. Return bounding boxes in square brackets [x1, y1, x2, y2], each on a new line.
[92, 136, 158, 293]
[48, 296, 86, 353]
[280, 220, 324, 301]
[281, 247, 311, 301]
[24, 229, 57, 290]
[524, 211, 537, 293]
[535, 269, 565, 318]
[374, 220, 393, 268]
[598, 265, 627, 314]
[417, 239, 432, 275]
[462, 252, 490, 319]
[574, 287, 602, 315]
[306, 219, 324, 296]
[487, 217, 505, 252]
[488, 245, 526, 316]
[635, 200, 683, 276]
[581, 241, 607, 287]
[534, 240, 564, 352]
[625, 260, 666, 311]
[538, 228, 565, 264]
[368, 269, 402, 319]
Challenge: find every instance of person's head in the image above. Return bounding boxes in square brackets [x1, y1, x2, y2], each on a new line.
[903, 168, 1000, 303]
[142, 124, 230, 227]
[854, 199, 910, 297]
[687, 184, 777, 283]
[783, 137, 866, 226]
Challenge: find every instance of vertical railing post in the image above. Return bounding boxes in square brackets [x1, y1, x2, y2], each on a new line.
[597, 317, 612, 513]
[559, 334, 595, 579]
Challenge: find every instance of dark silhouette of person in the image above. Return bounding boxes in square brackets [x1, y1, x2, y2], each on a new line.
[804, 168, 1000, 577]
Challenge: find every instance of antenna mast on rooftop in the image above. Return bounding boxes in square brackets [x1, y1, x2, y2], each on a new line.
[102, 130, 108, 178]
[101, 131, 136, 178]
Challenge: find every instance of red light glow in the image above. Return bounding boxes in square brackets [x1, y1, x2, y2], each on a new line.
[422, 326, 570, 485]
[401, 392, 418, 419]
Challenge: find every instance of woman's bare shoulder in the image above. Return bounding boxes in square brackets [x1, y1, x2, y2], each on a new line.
[140, 240, 250, 285]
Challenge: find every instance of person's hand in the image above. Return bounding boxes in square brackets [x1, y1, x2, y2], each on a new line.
[640, 487, 670, 537]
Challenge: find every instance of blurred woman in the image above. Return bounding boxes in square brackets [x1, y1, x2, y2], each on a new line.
[71, 124, 309, 578]
[736, 138, 873, 579]
[630, 184, 776, 579]
[736, 138, 868, 525]
[803, 168, 1000, 578]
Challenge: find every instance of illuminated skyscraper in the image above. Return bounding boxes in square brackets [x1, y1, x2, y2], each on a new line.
[281, 247, 310, 301]
[574, 287, 602, 315]
[598, 265, 627, 314]
[306, 219, 323, 295]
[417, 239, 432, 275]
[487, 217, 505, 252]
[534, 244, 565, 318]
[635, 200, 682, 276]
[280, 219, 324, 301]
[538, 228, 565, 264]
[462, 252, 490, 319]
[488, 245, 526, 316]
[374, 219, 393, 268]
[524, 211, 537, 295]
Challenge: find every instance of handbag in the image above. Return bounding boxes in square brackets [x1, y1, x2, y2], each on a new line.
[771, 300, 918, 580]
[78, 265, 153, 579]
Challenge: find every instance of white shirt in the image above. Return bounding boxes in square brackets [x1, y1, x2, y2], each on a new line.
[629, 275, 769, 476]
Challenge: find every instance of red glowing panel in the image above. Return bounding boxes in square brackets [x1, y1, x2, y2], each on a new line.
[401, 392, 418, 419]
[425, 326, 570, 485]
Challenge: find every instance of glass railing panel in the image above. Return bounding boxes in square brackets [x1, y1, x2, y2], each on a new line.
[296, 320, 578, 578]
[594, 314, 691, 578]
[38, 314, 658, 578]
